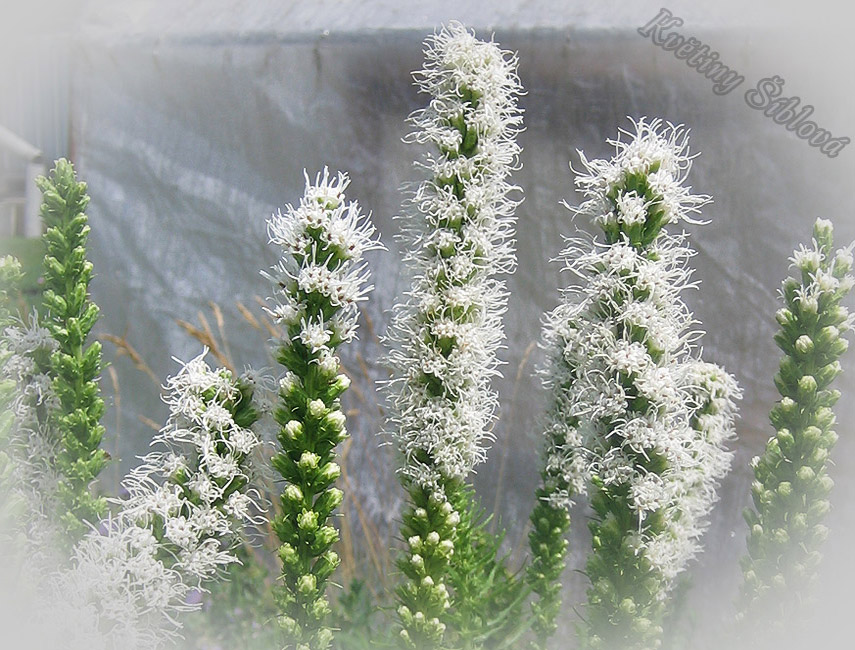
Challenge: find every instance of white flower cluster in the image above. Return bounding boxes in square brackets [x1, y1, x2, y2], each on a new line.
[0, 315, 64, 551]
[266, 168, 380, 356]
[572, 118, 709, 233]
[541, 119, 740, 583]
[791, 220, 855, 309]
[45, 350, 264, 649]
[386, 22, 523, 488]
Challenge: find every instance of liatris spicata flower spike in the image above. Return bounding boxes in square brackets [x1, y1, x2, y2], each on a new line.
[537, 119, 739, 650]
[265, 168, 380, 650]
[45, 350, 265, 650]
[383, 21, 523, 648]
[740, 218, 853, 625]
[36, 159, 108, 539]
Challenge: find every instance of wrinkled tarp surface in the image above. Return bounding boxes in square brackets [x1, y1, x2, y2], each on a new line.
[69, 1, 854, 646]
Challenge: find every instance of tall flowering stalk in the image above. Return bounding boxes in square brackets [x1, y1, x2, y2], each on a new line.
[740, 219, 853, 623]
[44, 350, 264, 650]
[265, 169, 380, 650]
[384, 22, 523, 649]
[537, 119, 739, 649]
[37, 159, 108, 539]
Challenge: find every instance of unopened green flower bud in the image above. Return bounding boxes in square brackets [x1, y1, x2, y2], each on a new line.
[800, 296, 819, 318]
[324, 410, 346, 432]
[808, 499, 830, 519]
[775, 308, 794, 327]
[315, 525, 338, 547]
[813, 218, 834, 247]
[318, 461, 341, 483]
[773, 528, 790, 545]
[316, 627, 334, 647]
[297, 573, 317, 595]
[280, 372, 300, 395]
[803, 425, 822, 444]
[279, 542, 298, 565]
[777, 428, 795, 449]
[620, 598, 636, 615]
[284, 419, 303, 440]
[283, 484, 303, 503]
[298, 451, 320, 471]
[797, 466, 816, 483]
[278, 614, 299, 635]
[795, 335, 814, 355]
[317, 354, 339, 378]
[308, 398, 327, 419]
[298, 509, 319, 531]
[311, 597, 331, 621]
[332, 373, 351, 393]
[798, 374, 818, 397]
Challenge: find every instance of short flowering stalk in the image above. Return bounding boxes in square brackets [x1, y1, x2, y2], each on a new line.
[538, 119, 739, 650]
[49, 350, 264, 650]
[37, 159, 108, 539]
[265, 169, 379, 650]
[383, 22, 523, 649]
[740, 218, 853, 622]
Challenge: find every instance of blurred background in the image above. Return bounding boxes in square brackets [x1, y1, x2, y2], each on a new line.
[1, 1, 853, 647]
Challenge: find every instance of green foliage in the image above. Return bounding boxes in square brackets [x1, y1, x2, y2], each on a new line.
[446, 486, 530, 650]
[333, 578, 390, 650]
[740, 218, 853, 620]
[36, 159, 108, 540]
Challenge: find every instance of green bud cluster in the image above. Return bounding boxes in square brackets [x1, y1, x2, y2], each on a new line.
[272, 355, 349, 650]
[396, 484, 459, 649]
[526, 476, 571, 649]
[446, 486, 529, 650]
[740, 218, 853, 620]
[37, 159, 108, 539]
